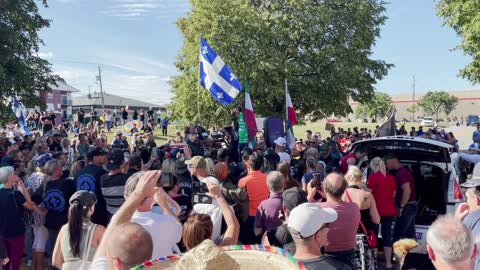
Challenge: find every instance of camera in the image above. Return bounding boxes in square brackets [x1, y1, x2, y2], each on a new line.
[310, 172, 324, 190]
[191, 180, 208, 193]
[192, 193, 213, 205]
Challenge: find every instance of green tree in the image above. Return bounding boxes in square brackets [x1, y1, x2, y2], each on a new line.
[418, 91, 458, 121]
[171, 0, 392, 126]
[0, 0, 63, 124]
[354, 92, 392, 122]
[437, 0, 480, 83]
[406, 104, 418, 120]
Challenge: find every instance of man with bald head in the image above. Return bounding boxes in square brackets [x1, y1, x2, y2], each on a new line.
[318, 172, 360, 269]
[90, 171, 161, 270]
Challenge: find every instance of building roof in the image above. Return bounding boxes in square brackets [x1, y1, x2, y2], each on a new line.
[72, 92, 162, 108]
[49, 82, 81, 92]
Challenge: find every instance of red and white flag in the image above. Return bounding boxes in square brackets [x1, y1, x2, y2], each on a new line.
[245, 81, 257, 144]
[286, 80, 297, 149]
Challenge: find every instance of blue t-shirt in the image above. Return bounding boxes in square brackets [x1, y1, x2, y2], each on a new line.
[162, 118, 169, 127]
[474, 131, 480, 142]
[463, 210, 480, 269]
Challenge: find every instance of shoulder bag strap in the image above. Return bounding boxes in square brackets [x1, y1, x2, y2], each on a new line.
[81, 224, 96, 261]
[345, 189, 369, 235]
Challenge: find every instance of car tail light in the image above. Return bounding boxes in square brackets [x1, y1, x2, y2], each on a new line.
[454, 177, 463, 200]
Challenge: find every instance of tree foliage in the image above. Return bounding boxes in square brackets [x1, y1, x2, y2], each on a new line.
[354, 92, 392, 122]
[437, 0, 480, 83]
[171, 0, 392, 126]
[0, 0, 63, 124]
[419, 91, 458, 121]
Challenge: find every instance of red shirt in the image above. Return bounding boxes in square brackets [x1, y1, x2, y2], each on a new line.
[339, 153, 355, 174]
[367, 171, 397, 217]
[395, 166, 416, 203]
[238, 170, 269, 217]
[319, 201, 360, 252]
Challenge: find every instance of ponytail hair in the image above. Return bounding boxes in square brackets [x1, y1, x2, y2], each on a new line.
[68, 201, 90, 257]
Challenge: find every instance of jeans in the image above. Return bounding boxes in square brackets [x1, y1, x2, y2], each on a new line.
[394, 202, 418, 241]
[105, 121, 112, 132]
[162, 126, 168, 136]
[24, 225, 33, 260]
[46, 228, 60, 259]
[1, 235, 25, 270]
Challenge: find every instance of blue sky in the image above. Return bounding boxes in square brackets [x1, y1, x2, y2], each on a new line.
[37, 0, 476, 105]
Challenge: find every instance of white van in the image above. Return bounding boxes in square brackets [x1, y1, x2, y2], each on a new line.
[349, 136, 462, 254]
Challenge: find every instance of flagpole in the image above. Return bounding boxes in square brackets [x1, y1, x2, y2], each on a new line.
[197, 35, 202, 123]
[285, 79, 288, 137]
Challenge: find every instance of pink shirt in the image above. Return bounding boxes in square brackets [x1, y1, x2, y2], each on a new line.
[319, 201, 360, 252]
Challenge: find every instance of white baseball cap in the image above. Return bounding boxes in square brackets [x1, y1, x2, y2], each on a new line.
[274, 137, 287, 147]
[288, 203, 338, 238]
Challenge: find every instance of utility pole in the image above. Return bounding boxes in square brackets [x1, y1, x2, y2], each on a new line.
[98, 65, 105, 109]
[88, 85, 92, 98]
[412, 75, 416, 121]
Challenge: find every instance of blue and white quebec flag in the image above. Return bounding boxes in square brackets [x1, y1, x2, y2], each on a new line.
[199, 37, 242, 105]
[12, 97, 31, 136]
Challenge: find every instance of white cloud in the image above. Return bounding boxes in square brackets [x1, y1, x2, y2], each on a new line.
[103, 0, 190, 19]
[36, 51, 54, 60]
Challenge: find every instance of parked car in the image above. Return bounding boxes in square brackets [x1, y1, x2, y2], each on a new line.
[466, 114, 479, 126]
[420, 116, 435, 127]
[349, 136, 461, 256]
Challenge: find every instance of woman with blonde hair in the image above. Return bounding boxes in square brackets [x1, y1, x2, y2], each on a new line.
[205, 158, 215, 176]
[367, 157, 397, 269]
[343, 166, 380, 227]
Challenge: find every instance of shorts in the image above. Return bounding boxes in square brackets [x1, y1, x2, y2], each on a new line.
[32, 225, 49, 252]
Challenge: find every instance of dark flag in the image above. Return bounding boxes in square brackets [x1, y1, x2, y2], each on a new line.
[375, 106, 396, 137]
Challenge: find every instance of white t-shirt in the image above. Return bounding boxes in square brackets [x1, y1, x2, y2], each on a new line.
[277, 152, 291, 163]
[130, 211, 182, 259]
[89, 256, 108, 270]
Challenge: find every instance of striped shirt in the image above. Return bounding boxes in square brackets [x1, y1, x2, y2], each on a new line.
[100, 173, 129, 215]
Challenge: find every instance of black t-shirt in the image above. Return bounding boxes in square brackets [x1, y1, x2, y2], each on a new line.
[177, 172, 193, 196]
[298, 255, 353, 270]
[187, 139, 203, 157]
[74, 165, 108, 226]
[147, 110, 154, 118]
[49, 142, 62, 152]
[170, 194, 192, 223]
[145, 141, 157, 149]
[122, 111, 128, 120]
[33, 179, 76, 230]
[41, 116, 53, 131]
[0, 188, 26, 238]
[266, 224, 295, 255]
[78, 110, 85, 120]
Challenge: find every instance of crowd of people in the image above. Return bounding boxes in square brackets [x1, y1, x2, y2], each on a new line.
[0, 109, 479, 270]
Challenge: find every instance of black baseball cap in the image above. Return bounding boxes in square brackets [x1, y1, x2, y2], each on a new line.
[69, 191, 97, 208]
[86, 147, 108, 161]
[282, 187, 308, 213]
[107, 149, 125, 170]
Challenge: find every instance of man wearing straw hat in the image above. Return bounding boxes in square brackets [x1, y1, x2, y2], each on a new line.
[288, 203, 352, 269]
